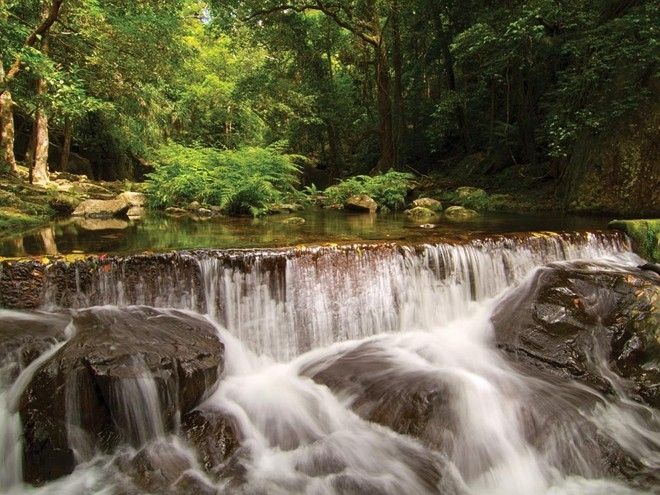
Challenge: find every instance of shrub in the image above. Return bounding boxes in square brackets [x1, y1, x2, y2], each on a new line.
[322, 170, 415, 211]
[145, 143, 301, 216]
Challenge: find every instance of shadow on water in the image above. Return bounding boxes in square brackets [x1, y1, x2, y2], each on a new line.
[0, 209, 612, 257]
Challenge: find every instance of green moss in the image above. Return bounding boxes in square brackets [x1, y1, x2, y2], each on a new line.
[609, 219, 660, 262]
[0, 207, 47, 233]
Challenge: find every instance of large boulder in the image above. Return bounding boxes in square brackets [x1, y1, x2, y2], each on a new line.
[301, 341, 453, 450]
[411, 198, 442, 211]
[117, 191, 147, 208]
[18, 306, 225, 485]
[444, 206, 478, 221]
[492, 264, 660, 407]
[404, 206, 441, 222]
[345, 195, 378, 213]
[72, 198, 130, 219]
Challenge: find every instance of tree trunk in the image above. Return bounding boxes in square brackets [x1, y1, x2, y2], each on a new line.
[391, 0, 405, 168]
[60, 116, 72, 171]
[514, 66, 537, 168]
[0, 65, 17, 173]
[29, 23, 50, 185]
[441, 38, 470, 154]
[374, 39, 395, 173]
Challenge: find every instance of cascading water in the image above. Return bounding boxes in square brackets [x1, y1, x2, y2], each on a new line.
[0, 231, 658, 494]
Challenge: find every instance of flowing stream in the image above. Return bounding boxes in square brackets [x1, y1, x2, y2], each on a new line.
[0, 231, 658, 494]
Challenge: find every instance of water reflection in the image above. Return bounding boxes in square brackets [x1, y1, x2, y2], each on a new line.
[0, 209, 612, 257]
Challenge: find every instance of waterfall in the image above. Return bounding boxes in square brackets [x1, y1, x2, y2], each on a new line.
[41, 231, 629, 360]
[1, 230, 657, 495]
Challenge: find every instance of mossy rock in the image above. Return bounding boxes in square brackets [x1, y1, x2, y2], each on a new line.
[444, 206, 479, 221]
[411, 198, 442, 212]
[283, 216, 306, 225]
[609, 219, 660, 263]
[404, 206, 441, 222]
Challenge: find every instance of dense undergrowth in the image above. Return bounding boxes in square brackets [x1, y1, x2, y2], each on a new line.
[320, 171, 416, 211]
[145, 143, 302, 216]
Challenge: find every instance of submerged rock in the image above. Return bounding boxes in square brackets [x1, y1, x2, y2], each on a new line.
[283, 216, 306, 225]
[72, 198, 130, 219]
[492, 264, 660, 407]
[18, 306, 224, 485]
[411, 198, 442, 211]
[165, 207, 188, 216]
[444, 206, 478, 221]
[345, 195, 377, 213]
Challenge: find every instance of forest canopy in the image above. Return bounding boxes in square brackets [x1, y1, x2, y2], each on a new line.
[0, 0, 657, 212]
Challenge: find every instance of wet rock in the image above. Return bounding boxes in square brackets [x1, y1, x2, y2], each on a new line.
[0, 311, 69, 381]
[404, 206, 441, 222]
[182, 408, 240, 476]
[492, 265, 660, 407]
[302, 342, 454, 450]
[197, 208, 213, 217]
[113, 440, 218, 495]
[19, 306, 224, 485]
[444, 206, 478, 221]
[283, 216, 306, 225]
[345, 195, 377, 213]
[411, 198, 442, 212]
[72, 198, 130, 219]
[0, 261, 45, 309]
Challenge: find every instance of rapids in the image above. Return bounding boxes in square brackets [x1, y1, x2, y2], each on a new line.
[0, 231, 658, 494]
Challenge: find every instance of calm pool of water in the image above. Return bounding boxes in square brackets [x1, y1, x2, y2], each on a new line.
[0, 209, 613, 257]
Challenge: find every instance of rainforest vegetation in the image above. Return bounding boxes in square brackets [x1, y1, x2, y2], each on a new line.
[0, 0, 658, 218]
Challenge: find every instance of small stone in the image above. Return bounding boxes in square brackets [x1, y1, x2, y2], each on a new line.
[187, 201, 201, 211]
[198, 208, 213, 217]
[283, 217, 306, 225]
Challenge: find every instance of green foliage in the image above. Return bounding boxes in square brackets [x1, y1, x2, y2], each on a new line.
[322, 171, 415, 210]
[145, 143, 301, 216]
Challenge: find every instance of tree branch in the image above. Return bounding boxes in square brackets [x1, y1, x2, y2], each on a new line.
[242, 2, 378, 46]
[1, 0, 66, 94]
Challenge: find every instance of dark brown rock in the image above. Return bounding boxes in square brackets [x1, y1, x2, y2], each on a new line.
[492, 265, 660, 407]
[0, 261, 46, 309]
[19, 306, 224, 485]
[0, 311, 69, 381]
[182, 408, 240, 476]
